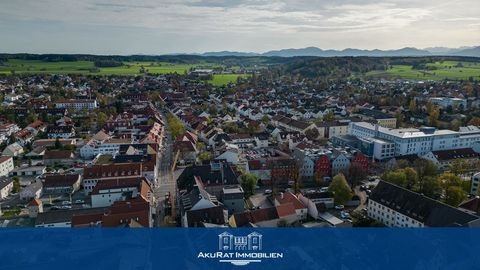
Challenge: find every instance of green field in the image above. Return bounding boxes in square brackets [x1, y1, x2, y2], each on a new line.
[366, 61, 480, 80]
[207, 74, 249, 86]
[0, 59, 249, 85]
[0, 59, 201, 75]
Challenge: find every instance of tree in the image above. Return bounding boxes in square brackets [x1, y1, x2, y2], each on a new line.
[428, 108, 439, 127]
[63, 144, 76, 151]
[346, 163, 367, 188]
[166, 113, 185, 139]
[468, 117, 480, 126]
[198, 152, 212, 161]
[438, 173, 463, 190]
[408, 99, 417, 112]
[241, 173, 258, 198]
[54, 137, 62, 150]
[96, 112, 108, 128]
[328, 173, 352, 205]
[305, 128, 319, 140]
[12, 176, 20, 193]
[421, 176, 443, 200]
[412, 159, 438, 187]
[261, 115, 270, 124]
[445, 186, 467, 207]
[404, 167, 419, 191]
[450, 159, 468, 175]
[323, 111, 335, 121]
[383, 170, 407, 187]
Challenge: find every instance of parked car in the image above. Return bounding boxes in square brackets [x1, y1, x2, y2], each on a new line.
[61, 201, 71, 205]
[74, 199, 85, 204]
[335, 205, 345, 210]
[340, 211, 350, 219]
[264, 189, 272, 195]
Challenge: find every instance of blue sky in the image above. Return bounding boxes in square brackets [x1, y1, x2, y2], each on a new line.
[0, 0, 479, 54]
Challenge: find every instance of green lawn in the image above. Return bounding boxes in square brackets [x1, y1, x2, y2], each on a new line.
[0, 59, 95, 74]
[0, 59, 217, 76]
[366, 61, 480, 80]
[1, 208, 21, 218]
[207, 74, 249, 86]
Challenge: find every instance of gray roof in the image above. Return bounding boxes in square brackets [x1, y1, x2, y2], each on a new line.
[0, 177, 13, 190]
[370, 181, 479, 227]
[35, 207, 108, 226]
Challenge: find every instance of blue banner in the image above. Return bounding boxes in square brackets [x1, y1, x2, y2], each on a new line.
[0, 229, 480, 270]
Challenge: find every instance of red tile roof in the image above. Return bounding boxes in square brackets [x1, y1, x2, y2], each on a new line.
[84, 163, 142, 179]
[276, 192, 306, 210]
[0, 156, 12, 164]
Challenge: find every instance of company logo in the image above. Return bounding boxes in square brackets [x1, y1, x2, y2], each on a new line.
[197, 232, 284, 266]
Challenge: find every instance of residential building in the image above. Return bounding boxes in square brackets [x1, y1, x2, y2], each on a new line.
[42, 174, 82, 195]
[368, 181, 480, 227]
[83, 163, 143, 194]
[27, 198, 43, 218]
[354, 108, 397, 128]
[0, 156, 14, 177]
[180, 177, 227, 227]
[35, 207, 108, 228]
[10, 166, 46, 178]
[222, 185, 245, 214]
[80, 130, 133, 159]
[273, 191, 307, 220]
[55, 99, 98, 110]
[46, 125, 76, 139]
[43, 150, 75, 166]
[228, 204, 298, 227]
[316, 120, 351, 139]
[177, 160, 239, 199]
[429, 97, 467, 110]
[90, 177, 153, 208]
[2, 142, 24, 157]
[471, 172, 480, 195]
[420, 148, 478, 171]
[0, 177, 14, 200]
[19, 181, 43, 201]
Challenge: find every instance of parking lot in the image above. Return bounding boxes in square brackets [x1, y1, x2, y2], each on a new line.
[40, 191, 90, 211]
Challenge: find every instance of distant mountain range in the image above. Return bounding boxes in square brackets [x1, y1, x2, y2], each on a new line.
[199, 46, 480, 57]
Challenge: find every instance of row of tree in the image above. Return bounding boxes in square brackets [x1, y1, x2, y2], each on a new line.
[382, 160, 470, 207]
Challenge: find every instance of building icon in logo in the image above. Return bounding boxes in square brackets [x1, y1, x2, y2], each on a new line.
[218, 232, 262, 251]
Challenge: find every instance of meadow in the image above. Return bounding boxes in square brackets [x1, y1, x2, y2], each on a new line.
[207, 74, 249, 86]
[366, 61, 480, 81]
[0, 59, 248, 85]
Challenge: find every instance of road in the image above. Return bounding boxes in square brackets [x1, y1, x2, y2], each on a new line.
[152, 108, 178, 227]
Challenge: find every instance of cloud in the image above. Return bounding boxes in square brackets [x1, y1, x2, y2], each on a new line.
[0, 0, 478, 53]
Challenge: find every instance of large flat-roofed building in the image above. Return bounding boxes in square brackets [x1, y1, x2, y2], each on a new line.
[349, 121, 480, 157]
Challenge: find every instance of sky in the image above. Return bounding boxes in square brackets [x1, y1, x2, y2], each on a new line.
[0, 0, 479, 55]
